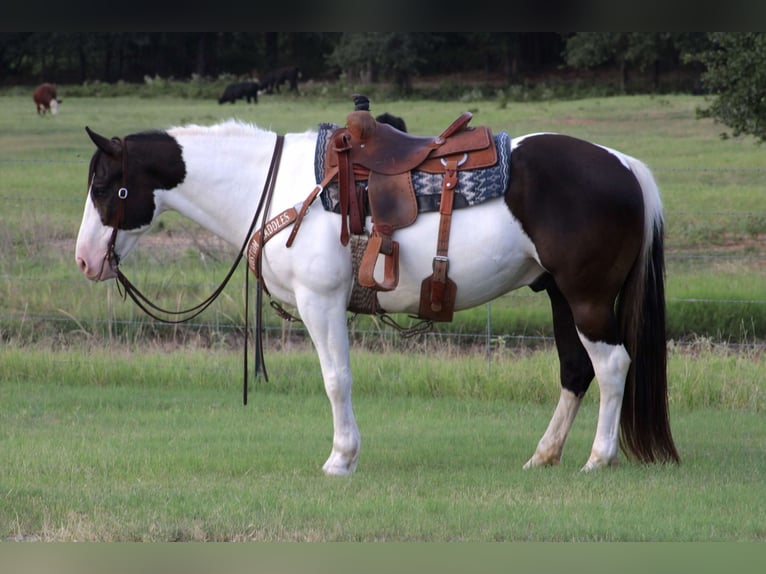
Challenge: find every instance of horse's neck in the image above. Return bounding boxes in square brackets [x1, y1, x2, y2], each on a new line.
[161, 126, 281, 246]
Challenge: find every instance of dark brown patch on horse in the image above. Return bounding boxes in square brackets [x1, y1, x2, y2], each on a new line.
[506, 133, 644, 343]
[87, 129, 186, 230]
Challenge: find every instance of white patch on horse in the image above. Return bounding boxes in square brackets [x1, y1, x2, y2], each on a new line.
[576, 333, 631, 471]
[523, 389, 581, 468]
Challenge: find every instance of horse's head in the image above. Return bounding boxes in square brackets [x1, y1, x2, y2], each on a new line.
[75, 127, 186, 281]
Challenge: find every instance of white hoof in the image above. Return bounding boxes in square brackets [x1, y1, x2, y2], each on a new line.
[522, 453, 560, 469]
[580, 455, 619, 472]
[322, 451, 359, 476]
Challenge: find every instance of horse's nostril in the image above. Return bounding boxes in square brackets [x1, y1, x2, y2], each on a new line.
[76, 256, 88, 274]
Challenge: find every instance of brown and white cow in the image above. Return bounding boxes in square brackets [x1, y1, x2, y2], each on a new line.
[33, 83, 61, 115]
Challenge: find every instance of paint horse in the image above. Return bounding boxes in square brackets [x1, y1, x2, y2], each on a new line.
[75, 111, 679, 475]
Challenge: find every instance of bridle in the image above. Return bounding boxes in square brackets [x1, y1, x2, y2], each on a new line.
[101, 133, 285, 403]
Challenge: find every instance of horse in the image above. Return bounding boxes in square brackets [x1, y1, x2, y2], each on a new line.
[375, 112, 407, 132]
[33, 82, 61, 115]
[75, 116, 680, 475]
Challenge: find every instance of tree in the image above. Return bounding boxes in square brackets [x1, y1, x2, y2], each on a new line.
[327, 33, 436, 93]
[694, 33, 766, 143]
[564, 32, 694, 93]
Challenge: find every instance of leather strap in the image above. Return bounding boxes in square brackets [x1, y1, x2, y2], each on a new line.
[105, 133, 285, 406]
[102, 137, 130, 275]
[429, 158, 458, 312]
[247, 166, 338, 277]
[288, 166, 338, 247]
[111, 135, 284, 325]
[249, 134, 285, 400]
[434, 111, 473, 143]
[334, 131, 353, 245]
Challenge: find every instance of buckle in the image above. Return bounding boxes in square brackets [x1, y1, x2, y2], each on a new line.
[432, 255, 449, 270]
[440, 153, 468, 167]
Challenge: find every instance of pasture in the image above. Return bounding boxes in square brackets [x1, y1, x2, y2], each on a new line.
[0, 91, 764, 541]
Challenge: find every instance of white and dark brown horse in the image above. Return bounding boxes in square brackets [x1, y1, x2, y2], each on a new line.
[75, 118, 679, 474]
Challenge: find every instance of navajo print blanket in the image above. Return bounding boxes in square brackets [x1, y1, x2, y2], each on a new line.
[314, 123, 511, 214]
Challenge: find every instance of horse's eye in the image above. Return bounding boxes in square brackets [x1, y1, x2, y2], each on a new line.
[91, 186, 110, 199]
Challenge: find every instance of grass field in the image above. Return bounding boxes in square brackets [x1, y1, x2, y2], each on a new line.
[0, 90, 764, 541]
[1, 344, 764, 541]
[1, 91, 763, 343]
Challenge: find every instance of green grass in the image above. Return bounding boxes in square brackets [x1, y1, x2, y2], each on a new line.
[0, 344, 763, 541]
[1, 92, 763, 345]
[1, 90, 764, 541]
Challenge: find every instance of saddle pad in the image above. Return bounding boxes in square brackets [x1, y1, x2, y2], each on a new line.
[314, 122, 511, 215]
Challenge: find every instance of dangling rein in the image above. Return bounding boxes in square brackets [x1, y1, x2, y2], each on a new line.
[104, 134, 285, 405]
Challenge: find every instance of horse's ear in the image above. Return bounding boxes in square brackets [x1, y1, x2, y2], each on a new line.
[85, 126, 121, 157]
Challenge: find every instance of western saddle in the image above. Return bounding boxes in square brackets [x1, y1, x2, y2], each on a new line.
[249, 95, 498, 323]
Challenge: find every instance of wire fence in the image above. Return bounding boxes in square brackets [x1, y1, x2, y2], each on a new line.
[2, 159, 765, 353]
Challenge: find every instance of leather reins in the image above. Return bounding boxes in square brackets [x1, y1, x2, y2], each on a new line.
[104, 133, 285, 404]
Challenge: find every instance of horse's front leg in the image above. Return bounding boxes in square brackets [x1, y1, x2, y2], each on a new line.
[295, 289, 360, 476]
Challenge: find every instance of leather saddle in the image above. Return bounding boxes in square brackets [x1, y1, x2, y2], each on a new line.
[324, 104, 498, 321]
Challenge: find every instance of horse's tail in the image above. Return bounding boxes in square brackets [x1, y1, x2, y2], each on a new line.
[617, 157, 680, 464]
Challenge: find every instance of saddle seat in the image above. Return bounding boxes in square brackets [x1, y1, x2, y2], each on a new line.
[325, 106, 498, 322]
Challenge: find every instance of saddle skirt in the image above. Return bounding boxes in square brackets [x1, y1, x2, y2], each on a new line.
[314, 122, 511, 216]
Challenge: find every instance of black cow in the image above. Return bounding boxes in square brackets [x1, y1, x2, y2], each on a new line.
[260, 66, 301, 94]
[218, 82, 260, 104]
[375, 112, 407, 133]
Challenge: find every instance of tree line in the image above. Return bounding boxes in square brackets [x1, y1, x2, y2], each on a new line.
[0, 32, 705, 91]
[2, 33, 765, 142]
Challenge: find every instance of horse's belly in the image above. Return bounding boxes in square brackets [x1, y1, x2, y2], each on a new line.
[377, 199, 544, 313]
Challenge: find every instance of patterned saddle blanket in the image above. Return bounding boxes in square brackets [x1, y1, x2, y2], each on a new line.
[314, 122, 511, 214]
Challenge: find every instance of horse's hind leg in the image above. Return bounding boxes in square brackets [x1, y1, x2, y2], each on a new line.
[524, 276, 594, 468]
[567, 297, 630, 471]
[576, 328, 630, 471]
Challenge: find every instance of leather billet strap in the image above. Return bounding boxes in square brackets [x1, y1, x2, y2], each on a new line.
[333, 131, 366, 246]
[334, 131, 353, 246]
[429, 157, 459, 312]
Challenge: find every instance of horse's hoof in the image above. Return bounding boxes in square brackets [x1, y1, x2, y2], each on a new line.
[322, 453, 358, 476]
[580, 456, 619, 472]
[522, 453, 560, 469]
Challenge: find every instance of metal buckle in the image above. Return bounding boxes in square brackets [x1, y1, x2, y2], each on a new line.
[440, 153, 468, 167]
[118, 187, 128, 199]
[432, 255, 449, 270]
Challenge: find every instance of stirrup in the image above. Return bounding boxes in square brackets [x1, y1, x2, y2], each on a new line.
[357, 234, 399, 292]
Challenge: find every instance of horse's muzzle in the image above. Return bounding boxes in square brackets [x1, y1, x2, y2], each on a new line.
[76, 252, 118, 281]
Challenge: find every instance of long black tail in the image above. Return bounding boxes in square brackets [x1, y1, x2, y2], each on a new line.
[617, 164, 680, 464]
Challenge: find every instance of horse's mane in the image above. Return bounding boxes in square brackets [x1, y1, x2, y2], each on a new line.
[167, 119, 272, 139]
[166, 119, 321, 142]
